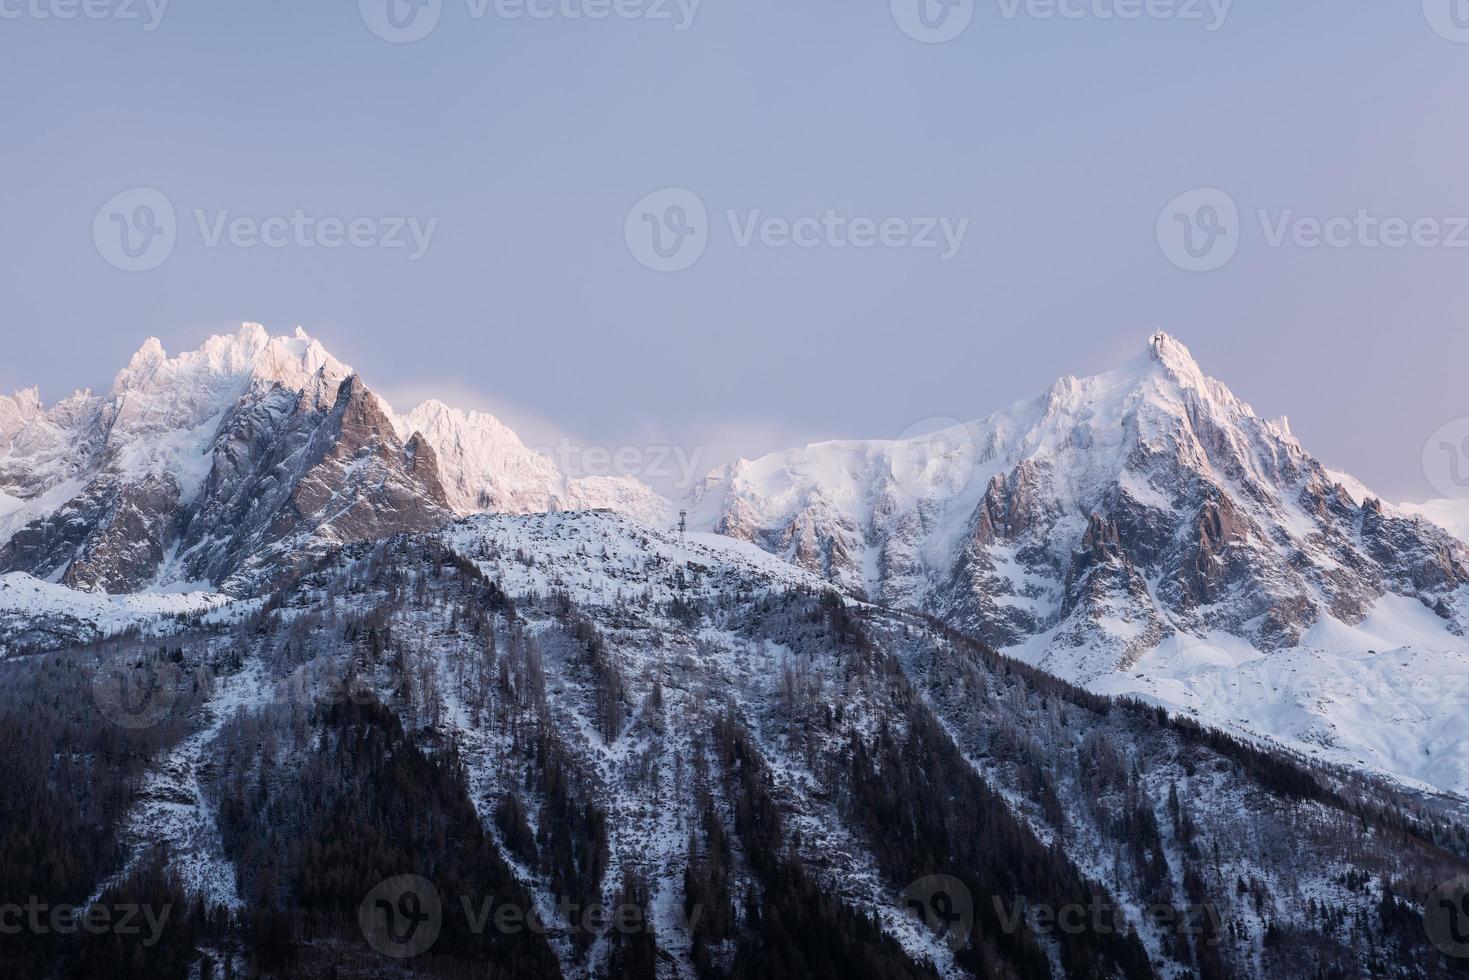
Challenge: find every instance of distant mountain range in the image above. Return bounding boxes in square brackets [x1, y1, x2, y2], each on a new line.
[5, 326, 1469, 978]
[5, 326, 1469, 793]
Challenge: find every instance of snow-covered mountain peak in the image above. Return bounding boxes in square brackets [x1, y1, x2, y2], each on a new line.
[2, 324, 671, 593]
[691, 331, 1469, 691]
[109, 323, 352, 411]
[397, 398, 561, 513]
[0, 387, 45, 445]
[122, 335, 167, 372]
[6, 385, 43, 411]
[1146, 328, 1204, 380]
[401, 397, 522, 443]
[398, 397, 669, 524]
[249, 324, 352, 393]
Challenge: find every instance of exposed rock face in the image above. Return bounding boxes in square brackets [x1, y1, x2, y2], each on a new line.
[688, 333, 1469, 681]
[0, 324, 672, 595]
[174, 374, 452, 591]
[1054, 514, 1171, 668]
[1, 473, 180, 592]
[0, 327, 451, 593]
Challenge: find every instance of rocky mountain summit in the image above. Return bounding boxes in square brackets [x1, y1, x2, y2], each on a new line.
[688, 333, 1469, 683]
[0, 325, 664, 594]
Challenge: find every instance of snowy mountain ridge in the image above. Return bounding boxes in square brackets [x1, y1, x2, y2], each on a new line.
[690, 332, 1468, 664]
[398, 398, 667, 523]
[7, 325, 1469, 798]
[686, 333, 1469, 793]
[0, 324, 666, 593]
[6, 332, 1469, 977]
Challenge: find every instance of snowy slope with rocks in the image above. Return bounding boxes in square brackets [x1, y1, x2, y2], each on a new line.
[688, 334, 1469, 794]
[0, 571, 240, 655]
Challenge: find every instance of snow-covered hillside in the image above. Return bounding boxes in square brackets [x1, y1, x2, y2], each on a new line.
[1085, 593, 1469, 795]
[7, 509, 1462, 979]
[0, 571, 240, 655]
